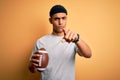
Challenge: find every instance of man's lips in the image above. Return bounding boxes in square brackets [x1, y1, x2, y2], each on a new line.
[58, 26, 64, 29]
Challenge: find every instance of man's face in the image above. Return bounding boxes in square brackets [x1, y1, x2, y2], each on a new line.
[50, 13, 67, 33]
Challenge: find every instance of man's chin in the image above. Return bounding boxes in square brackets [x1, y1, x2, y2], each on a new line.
[58, 29, 64, 33]
[54, 28, 64, 33]
[55, 30, 63, 34]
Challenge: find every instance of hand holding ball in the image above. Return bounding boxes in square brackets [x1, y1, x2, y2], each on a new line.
[34, 48, 49, 72]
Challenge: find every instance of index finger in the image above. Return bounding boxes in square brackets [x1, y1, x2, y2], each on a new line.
[63, 28, 66, 36]
[61, 28, 66, 42]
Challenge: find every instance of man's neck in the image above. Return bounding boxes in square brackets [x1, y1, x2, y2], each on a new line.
[52, 32, 64, 36]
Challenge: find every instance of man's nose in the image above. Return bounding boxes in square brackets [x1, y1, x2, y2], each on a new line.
[59, 19, 63, 25]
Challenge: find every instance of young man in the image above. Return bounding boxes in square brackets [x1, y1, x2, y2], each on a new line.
[29, 5, 92, 80]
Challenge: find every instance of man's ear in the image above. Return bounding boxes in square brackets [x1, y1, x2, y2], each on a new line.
[49, 18, 52, 24]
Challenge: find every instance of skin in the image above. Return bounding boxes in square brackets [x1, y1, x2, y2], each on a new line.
[29, 12, 92, 73]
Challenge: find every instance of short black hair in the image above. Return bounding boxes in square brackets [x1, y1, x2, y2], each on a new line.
[49, 5, 68, 17]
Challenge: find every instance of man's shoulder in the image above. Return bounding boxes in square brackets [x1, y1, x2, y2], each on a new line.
[37, 34, 51, 41]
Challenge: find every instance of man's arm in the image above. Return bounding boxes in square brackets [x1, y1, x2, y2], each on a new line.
[29, 61, 36, 73]
[29, 53, 40, 73]
[75, 39, 92, 58]
[63, 28, 92, 58]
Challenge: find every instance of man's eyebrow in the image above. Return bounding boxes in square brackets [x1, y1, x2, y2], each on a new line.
[54, 17, 60, 19]
[53, 15, 67, 20]
[62, 16, 67, 18]
[54, 16, 66, 19]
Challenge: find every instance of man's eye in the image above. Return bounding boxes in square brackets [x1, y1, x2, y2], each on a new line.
[62, 17, 66, 20]
[54, 18, 59, 20]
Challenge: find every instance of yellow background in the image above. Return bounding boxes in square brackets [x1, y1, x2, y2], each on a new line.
[0, 0, 120, 80]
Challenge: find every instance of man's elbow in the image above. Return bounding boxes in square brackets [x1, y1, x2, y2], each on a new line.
[84, 53, 92, 58]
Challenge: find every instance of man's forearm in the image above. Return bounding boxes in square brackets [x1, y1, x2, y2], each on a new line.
[76, 39, 92, 58]
[29, 61, 36, 73]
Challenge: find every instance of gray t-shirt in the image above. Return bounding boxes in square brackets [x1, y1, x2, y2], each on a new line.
[32, 34, 78, 80]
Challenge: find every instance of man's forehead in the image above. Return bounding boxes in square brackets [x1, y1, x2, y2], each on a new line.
[52, 13, 67, 18]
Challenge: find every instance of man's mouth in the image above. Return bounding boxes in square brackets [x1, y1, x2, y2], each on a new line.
[58, 26, 64, 29]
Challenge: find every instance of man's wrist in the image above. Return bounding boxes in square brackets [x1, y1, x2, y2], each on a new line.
[73, 34, 80, 43]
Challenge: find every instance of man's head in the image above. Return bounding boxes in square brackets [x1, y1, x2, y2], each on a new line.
[49, 5, 67, 17]
[49, 5, 68, 34]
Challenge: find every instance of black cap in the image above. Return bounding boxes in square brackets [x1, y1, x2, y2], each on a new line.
[49, 5, 67, 17]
